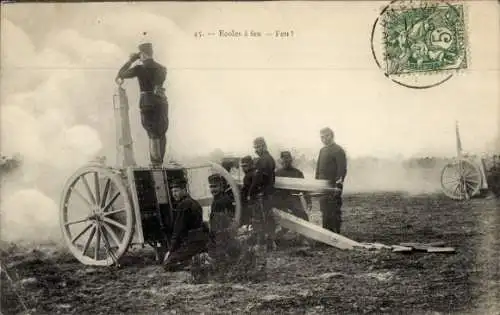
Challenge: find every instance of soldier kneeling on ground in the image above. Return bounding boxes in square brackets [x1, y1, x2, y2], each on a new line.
[163, 178, 211, 272]
[206, 174, 241, 269]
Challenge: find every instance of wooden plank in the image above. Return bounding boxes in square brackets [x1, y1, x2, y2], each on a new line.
[426, 247, 456, 253]
[234, 177, 337, 193]
[399, 242, 449, 251]
[356, 243, 392, 250]
[391, 245, 414, 252]
[271, 208, 362, 250]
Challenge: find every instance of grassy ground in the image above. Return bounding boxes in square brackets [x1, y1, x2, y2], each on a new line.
[1, 192, 499, 314]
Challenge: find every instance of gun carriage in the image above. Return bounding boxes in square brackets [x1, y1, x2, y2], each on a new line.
[440, 122, 491, 200]
[59, 82, 337, 266]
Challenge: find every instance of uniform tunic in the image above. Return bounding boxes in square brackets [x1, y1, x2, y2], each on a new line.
[209, 193, 235, 232]
[168, 195, 207, 258]
[274, 166, 311, 221]
[248, 151, 277, 243]
[118, 59, 169, 138]
[315, 142, 347, 233]
[315, 143, 347, 185]
[249, 151, 276, 197]
[240, 168, 257, 226]
[208, 193, 240, 262]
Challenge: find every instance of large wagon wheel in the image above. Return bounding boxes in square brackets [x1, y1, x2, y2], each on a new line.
[60, 165, 134, 266]
[441, 159, 482, 200]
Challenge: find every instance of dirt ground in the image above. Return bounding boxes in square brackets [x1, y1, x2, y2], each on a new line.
[1, 192, 499, 315]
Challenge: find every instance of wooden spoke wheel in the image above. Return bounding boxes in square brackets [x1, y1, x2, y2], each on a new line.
[60, 165, 134, 266]
[441, 159, 482, 200]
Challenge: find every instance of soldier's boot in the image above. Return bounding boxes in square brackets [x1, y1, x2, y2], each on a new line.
[149, 138, 163, 167]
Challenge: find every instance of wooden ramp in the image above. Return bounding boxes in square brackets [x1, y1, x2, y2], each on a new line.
[271, 208, 362, 250]
[271, 208, 455, 254]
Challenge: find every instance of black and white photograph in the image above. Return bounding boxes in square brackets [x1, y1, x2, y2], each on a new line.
[0, 1, 499, 314]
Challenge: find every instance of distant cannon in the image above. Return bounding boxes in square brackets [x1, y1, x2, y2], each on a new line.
[440, 122, 492, 200]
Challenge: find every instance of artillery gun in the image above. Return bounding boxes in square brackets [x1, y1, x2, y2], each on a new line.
[59, 81, 339, 267]
[440, 122, 493, 200]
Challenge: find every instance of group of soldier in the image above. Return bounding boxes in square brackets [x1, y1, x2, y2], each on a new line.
[161, 131, 347, 271]
[115, 40, 348, 271]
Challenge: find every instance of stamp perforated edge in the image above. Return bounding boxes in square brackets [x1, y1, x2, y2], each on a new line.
[379, 0, 470, 79]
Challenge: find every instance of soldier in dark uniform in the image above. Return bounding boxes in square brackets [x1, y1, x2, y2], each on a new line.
[315, 127, 347, 233]
[115, 41, 169, 166]
[249, 137, 277, 250]
[239, 155, 256, 227]
[274, 151, 312, 221]
[220, 159, 236, 198]
[207, 174, 240, 264]
[163, 178, 209, 270]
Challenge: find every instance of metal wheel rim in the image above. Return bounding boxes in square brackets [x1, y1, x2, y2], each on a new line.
[59, 165, 134, 266]
[441, 159, 482, 200]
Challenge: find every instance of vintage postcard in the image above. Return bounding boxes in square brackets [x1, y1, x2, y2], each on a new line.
[1, 1, 499, 314]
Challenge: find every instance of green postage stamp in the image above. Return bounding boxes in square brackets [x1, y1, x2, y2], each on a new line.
[382, 2, 467, 76]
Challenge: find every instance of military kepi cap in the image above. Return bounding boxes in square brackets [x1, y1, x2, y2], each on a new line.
[208, 174, 224, 186]
[280, 151, 292, 159]
[138, 42, 153, 55]
[240, 155, 253, 166]
[253, 137, 266, 146]
[171, 178, 187, 189]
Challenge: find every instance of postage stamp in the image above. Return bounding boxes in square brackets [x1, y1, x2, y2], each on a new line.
[382, 2, 467, 76]
[371, 0, 469, 88]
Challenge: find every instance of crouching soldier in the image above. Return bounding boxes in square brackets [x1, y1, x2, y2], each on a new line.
[207, 174, 241, 267]
[163, 178, 210, 271]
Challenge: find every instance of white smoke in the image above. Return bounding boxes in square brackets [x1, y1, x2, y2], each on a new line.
[0, 8, 189, 244]
[0, 19, 113, 244]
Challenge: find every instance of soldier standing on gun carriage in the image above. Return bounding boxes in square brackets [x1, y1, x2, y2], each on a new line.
[115, 39, 169, 167]
[315, 127, 347, 234]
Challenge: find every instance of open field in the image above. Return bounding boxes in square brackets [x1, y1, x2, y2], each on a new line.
[1, 192, 499, 315]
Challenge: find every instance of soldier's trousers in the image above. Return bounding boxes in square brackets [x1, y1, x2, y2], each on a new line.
[139, 93, 169, 165]
[250, 195, 276, 244]
[319, 194, 342, 233]
[165, 228, 209, 268]
[275, 198, 309, 221]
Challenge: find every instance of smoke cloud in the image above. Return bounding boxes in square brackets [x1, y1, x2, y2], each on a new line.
[0, 19, 111, 244]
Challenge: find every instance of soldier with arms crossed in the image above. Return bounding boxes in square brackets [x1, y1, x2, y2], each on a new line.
[315, 127, 347, 234]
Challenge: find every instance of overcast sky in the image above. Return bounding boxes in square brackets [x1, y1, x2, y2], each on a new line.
[1, 2, 499, 168]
